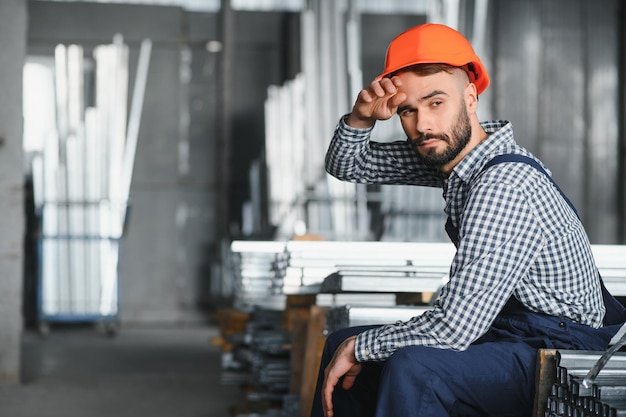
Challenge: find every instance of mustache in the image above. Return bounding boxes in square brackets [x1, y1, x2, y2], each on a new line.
[411, 133, 450, 146]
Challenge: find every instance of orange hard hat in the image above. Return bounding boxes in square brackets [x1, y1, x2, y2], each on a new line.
[378, 23, 490, 95]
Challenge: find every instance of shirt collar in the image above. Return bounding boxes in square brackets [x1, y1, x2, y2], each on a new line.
[451, 120, 515, 183]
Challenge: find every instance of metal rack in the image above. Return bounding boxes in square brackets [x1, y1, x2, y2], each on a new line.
[37, 201, 127, 335]
[29, 36, 151, 335]
[545, 350, 626, 417]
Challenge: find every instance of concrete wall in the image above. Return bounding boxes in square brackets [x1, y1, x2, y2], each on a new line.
[0, 0, 26, 384]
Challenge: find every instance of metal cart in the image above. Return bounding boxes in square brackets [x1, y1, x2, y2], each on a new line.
[37, 201, 126, 337]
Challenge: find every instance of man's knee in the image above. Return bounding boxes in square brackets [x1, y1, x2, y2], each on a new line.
[378, 343, 536, 417]
[382, 346, 434, 385]
[377, 347, 456, 417]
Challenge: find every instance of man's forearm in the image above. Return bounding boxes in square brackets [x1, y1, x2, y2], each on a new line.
[324, 116, 374, 181]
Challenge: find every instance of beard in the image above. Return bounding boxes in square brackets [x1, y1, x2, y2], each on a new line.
[411, 102, 472, 168]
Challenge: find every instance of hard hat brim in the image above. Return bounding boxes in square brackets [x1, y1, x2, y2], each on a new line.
[376, 59, 490, 95]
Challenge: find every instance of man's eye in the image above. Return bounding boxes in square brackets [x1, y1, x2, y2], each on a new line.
[432, 100, 443, 107]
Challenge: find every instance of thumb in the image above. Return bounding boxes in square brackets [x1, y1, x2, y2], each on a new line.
[341, 363, 363, 390]
[341, 373, 357, 390]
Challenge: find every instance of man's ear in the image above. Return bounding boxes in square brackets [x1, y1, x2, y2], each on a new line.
[465, 82, 479, 114]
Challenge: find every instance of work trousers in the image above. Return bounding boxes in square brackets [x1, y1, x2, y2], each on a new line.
[310, 299, 619, 417]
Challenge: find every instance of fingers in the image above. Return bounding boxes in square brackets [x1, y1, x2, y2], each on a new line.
[359, 77, 401, 102]
[322, 369, 338, 417]
[373, 76, 401, 96]
[341, 373, 357, 390]
[323, 362, 363, 416]
[388, 88, 408, 108]
[321, 337, 361, 417]
[348, 77, 404, 127]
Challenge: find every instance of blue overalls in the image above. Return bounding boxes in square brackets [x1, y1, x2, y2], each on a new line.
[310, 154, 626, 417]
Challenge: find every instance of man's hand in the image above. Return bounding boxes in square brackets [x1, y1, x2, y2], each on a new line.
[322, 336, 362, 417]
[347, 76, 407, 129]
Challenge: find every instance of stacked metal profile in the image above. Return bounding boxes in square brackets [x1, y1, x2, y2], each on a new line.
[229, 239, 455, 334]
[321, 267, 448, 293]
[304, 240, 453, 333]
[230, 240, 288, 311]
[275, 240, 455, 295]
[546, 350, 626, 417]
[242, 310, 291, 393]
[229, 240, 455, 307]
[326, 305, 431, 334]
[222, 309, 291, 392]
[592, 246, 626, 297]
[227, 239, 455, 417]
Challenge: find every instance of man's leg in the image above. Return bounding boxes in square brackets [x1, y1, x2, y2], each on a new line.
[375, 341, 537, 417]
[310, 325, 383, 417]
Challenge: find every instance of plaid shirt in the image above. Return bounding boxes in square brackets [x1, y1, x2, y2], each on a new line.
[326, 117, 605, 361]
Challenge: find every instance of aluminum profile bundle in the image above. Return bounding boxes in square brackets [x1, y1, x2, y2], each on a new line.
[320, 269, 448, 294]
[247, 329, 291, 357]
[230, 240, 456, 305]
[275, 240, 456, 296]
[224, 308, 291, 393]
[326, 305, 431, 333]
[316, 293, 398, 308]
[591, 246, 626, 297]
[252, 359, 291, 392]
[230, 240, 288, 311]
[281, 394, 300, 417]
[545, 350, 626, 417]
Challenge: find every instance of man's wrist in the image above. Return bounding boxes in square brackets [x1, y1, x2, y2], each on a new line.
[346, 113, 376, 129]
[354, 331, 374, 361]
[339, 114, 374, 136]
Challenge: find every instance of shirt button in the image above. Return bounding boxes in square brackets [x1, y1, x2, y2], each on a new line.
[559, 321, 566, 328]
[364, 349, 371, 356]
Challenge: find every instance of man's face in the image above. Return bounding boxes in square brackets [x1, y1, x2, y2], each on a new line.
[395, 70, 472, 169]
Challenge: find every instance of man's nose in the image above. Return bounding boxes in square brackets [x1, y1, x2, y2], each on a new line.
[415, 110, 435, 134]
[416, 114, 434, 135]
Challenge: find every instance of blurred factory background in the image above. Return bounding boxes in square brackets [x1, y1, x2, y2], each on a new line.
[0, 0, 625, 415]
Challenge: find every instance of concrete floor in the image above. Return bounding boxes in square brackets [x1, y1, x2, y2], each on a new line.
[0, 325, 244, 417]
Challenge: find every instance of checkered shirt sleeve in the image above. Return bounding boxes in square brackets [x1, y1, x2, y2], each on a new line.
[325, 116, 442, 187]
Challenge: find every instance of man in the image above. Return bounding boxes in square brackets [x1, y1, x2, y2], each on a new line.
[311, 23, 626, 417]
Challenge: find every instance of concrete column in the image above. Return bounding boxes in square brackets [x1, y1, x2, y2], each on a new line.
[0, 0, 26, 384]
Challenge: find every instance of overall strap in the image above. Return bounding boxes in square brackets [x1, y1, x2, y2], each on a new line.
[445, 153, 577, 245]
[480, 154, 579, 219]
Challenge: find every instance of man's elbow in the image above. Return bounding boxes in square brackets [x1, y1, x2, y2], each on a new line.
[324, 154, 344, 179]
[324, 165, 347, 181]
